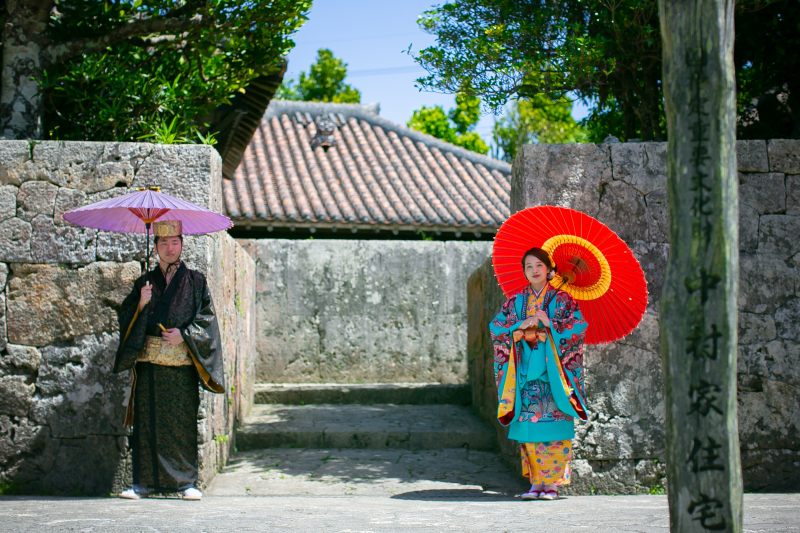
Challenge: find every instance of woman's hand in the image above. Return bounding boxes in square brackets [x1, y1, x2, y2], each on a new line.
[161, 328, 184, 346]
[138, 282, 152, 311]
[519, 317, 539, 329]
[533, 310, 550, 328]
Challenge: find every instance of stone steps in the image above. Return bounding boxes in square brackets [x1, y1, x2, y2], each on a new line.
[253, 382, 471, 406]
[236, 403, 496, 452]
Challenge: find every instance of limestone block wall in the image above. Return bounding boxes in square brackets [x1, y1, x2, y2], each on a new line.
[0, 141, 256, 495]
[469, 139, 800, 493]
[238, 239, 492, 384]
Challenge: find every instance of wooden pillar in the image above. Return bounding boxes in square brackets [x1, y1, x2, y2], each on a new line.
[658, 1, 743, 532]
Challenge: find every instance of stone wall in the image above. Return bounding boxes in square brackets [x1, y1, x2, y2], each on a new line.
[0, 141, 256, 495]
[469, 139, 800, 493]
[238, 239, 492, 384]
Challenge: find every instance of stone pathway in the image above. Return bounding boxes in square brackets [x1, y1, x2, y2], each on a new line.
[208, 448, 528, 497]
[237, 404, 497, 451]
[1, 494, 797, 532]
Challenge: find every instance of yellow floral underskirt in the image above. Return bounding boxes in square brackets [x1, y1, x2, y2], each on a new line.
[520, 439, 573, 485]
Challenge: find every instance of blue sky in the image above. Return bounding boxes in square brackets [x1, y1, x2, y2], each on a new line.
[283, 0, 590, 150]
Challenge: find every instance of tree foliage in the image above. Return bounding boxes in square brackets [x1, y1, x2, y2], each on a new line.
[735, 0, 800, 139]
[413, 0, 664, 141]
[407, 93, 489, 154]
[35, 0, 311, 143]
[492, 95, 587, 163]
[278, 48, 361, 103]
[414, 0, 800, 142]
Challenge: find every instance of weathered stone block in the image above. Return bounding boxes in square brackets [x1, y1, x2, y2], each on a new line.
[54, 187, 86, 226]
[738, 253, 796, 314]
[252, 239, 490, 384]
[630, 241, 669, 311]
[768, 139, 800, 174]
[0, 416, 49, 470]
[6, 261, 139, 346]
[738, 313, 777, 345]
[579, 342, 665, 460]
[31, 215, 97, 264]
[2, 344, 42, 373]
[510, 143, 611, 216]
[736, 139, 769, 172]
[570, 459, 638, 495]
[741, 448, 800, 492]
[739, 172, 786, 214]
[787, 175, 800, 216]
[739, 204, 759, 253]
[133, 144, 223, 213]
[596, 180, 648, 244]
[95, 231, 147, 262]
[738, 380, 800, 450]
[39, 435, 131, 495]
[0, 263, 6, 351]
[0, 184, 17, 221]
[644, 189, 668, 243]
[29, 142, 149, 192]
[0, 218, 32, 262]
[757, 214, 800, 258]
[775, 298, 800, 342]
[610, 142, 667, 195]
[0, 375, 35, 417]
[0, 292, 6, 352]
[16, 181, 58, 221]
[0, 140, 32, 185]
[32, 332, 129, 438]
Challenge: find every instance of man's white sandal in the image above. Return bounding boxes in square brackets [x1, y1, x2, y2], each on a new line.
[183, 487, 202, 500]
[119, 485, 149, 500]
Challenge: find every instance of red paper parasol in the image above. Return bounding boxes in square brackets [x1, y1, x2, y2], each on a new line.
[493, 206, 647, 345]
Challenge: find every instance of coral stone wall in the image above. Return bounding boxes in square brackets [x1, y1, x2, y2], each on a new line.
[0, 141, 255, 495]
[239, 239, 492, 384]
[469, 139, 800, 493]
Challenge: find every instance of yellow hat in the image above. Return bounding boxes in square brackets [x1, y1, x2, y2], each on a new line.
[153, 220, 182, 237]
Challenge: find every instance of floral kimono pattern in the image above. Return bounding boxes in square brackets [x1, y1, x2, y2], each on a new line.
[490, 284, 588, 443]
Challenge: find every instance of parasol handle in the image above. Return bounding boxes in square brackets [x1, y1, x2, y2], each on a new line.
[144, 222, 151, 284]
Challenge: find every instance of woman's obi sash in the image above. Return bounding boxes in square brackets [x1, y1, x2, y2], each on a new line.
[136, 335, 193, 366]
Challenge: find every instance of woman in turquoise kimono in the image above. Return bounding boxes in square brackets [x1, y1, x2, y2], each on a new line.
[490, 247, 588, 500]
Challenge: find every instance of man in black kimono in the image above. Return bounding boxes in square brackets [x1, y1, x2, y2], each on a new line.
[115, 219, 224, 500]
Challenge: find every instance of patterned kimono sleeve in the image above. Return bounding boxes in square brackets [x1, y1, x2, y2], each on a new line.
[550, 291, 588, 401]
[489, 297, 523, 389]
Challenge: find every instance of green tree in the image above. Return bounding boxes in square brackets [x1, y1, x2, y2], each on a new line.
[278, 48, 361, 103]
[2, 0, 311, 142]
[407, 93, 488, 154]
[414, 0, 798, 143]
[492, 95, 587, 163]
[413, 0, 664, 141]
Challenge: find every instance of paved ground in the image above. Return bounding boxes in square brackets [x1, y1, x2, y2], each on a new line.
[1, 494, 797, 532]
[209, 448, 528, 497]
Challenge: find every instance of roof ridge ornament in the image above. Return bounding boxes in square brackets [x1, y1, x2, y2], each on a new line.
[311, 113, 337, 152]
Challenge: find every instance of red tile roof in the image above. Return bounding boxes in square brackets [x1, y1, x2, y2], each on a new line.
[223, 101, 511, 234]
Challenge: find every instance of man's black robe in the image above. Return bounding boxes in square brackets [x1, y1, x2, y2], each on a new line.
[115, 263, 224, 493]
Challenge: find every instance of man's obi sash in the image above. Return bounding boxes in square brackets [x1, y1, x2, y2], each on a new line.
[137, 335, 193, 366]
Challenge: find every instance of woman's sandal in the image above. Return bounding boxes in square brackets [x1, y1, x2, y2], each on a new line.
[539, 490, 558, 500]
[521, 488, 541, 500]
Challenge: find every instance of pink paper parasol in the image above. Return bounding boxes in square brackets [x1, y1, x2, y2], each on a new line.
[64, 187, 233, 275]
[63, 187, 232, 234]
